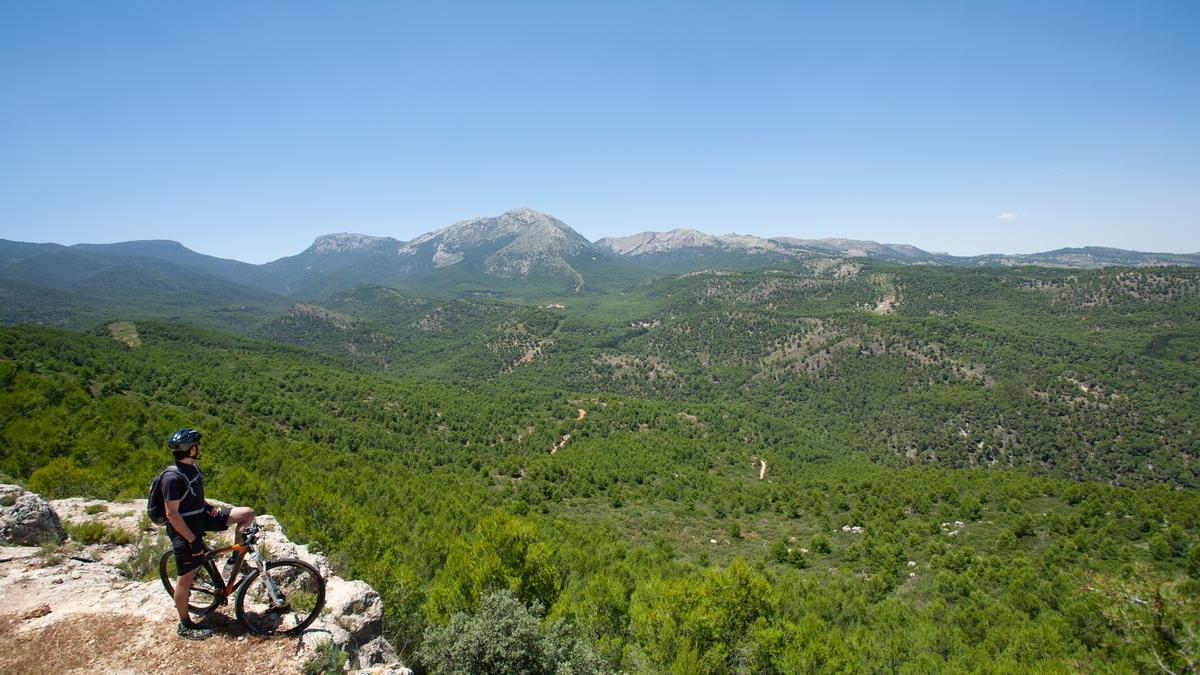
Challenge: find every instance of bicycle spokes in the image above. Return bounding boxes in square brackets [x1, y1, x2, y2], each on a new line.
[236, 560, 325, 636]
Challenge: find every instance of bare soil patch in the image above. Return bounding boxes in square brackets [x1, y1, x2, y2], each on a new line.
[0, 612, 300, 674]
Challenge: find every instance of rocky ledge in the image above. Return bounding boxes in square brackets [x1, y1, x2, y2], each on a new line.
[0, 484, 411, 675]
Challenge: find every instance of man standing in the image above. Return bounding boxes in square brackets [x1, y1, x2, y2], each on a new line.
[162, 428, 256, 640]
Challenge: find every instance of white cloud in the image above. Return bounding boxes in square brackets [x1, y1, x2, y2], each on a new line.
[997, 212, 1018, 221]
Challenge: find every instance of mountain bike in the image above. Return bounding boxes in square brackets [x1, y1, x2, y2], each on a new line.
[159, 523, 325, 636]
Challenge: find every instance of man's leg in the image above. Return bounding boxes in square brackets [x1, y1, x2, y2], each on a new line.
[228, 506, 255, 545]
[174, 568, 197, 623]
[174, 565, 213, 640]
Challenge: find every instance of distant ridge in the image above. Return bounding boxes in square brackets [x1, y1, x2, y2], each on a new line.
[3, 210, 1198, 307]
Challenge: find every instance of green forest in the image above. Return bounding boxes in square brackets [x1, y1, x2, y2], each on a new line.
[2, 261, 1199, 672]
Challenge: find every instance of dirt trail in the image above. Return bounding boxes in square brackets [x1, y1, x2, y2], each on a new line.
[759, 459, 767, 480]
[549, 409, 587, 454]
[550, 434, 571, 455]
[872, 294, 897, 314]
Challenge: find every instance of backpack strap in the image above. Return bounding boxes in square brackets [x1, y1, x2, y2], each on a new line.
[163, 465, 206, 517]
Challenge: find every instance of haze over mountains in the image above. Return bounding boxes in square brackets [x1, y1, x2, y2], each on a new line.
[3, 208, 1199, 318]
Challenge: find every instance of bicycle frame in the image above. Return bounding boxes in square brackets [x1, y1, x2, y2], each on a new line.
[162, 522, 325, 637]
[202, 543, 251, 598]
[198, 540, 286, 609]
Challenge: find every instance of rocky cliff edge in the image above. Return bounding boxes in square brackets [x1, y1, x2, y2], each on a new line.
[0, 484, 411, 675]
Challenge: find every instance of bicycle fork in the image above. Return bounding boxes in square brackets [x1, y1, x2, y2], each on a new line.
[248, 550, 288, 609]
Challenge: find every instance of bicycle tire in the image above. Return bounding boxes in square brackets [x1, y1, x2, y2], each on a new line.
[235, 558, 325, 636]
[158, 550, 221, 616]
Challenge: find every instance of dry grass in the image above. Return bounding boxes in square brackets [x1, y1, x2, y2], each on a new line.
[0, 612, 301, 674]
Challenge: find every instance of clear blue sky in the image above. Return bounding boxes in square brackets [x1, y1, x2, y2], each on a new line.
[2, 1, 1197, 263]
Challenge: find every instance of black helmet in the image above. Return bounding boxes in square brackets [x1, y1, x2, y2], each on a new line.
[168, 428, 202, 451]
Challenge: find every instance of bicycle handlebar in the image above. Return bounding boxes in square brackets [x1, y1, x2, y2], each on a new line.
[201, 523, 262, 561]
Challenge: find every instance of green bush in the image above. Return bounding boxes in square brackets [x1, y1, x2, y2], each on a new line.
[1150, 526, 1188, 561]
[769, 538, 808, 569]
[811, 534, 832, 554]
[83, 503, 108, 515]
[66, 521, 132, 545]
[420, 589, 601, 674]
[27, 458, 110, 500]
[1187, 545, 1200, 579]
[425, 511, 559, 623]
[301, 642, 348, 675]
[727, 520, 743, 540]
[119, 531, 172, 580]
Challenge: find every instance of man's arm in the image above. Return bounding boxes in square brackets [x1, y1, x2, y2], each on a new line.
[164, 498, 198, 545]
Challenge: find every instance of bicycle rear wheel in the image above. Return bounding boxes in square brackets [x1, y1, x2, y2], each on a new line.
[159, 551, 221, 616]
[235, 558, 325, 636]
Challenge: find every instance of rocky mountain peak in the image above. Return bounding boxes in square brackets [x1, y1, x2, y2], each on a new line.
[395, 209, 597, 283]
[597, 229, 789, 256]
[310, 233, 397, 255]
[435, 208, 593, 253]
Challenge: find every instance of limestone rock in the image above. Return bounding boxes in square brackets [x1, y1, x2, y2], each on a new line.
[0, 486, 66, 545]
[355, 635, 400, 669]
[22, 604, 52, 619]
[325, 579, 384, 643]
[299, 623, 352, 654]
[0, 492, 409, 672]
[0, 484, 23, 507]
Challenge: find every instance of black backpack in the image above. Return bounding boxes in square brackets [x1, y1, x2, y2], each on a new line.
[146, 465, 200, 525]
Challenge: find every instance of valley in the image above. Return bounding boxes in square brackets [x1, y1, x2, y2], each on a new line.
[1, 212, 1198, 672]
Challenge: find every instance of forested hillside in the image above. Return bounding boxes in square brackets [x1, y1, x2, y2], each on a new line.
[2, 279, 1199, 672]
[252, 263, 1200, 488]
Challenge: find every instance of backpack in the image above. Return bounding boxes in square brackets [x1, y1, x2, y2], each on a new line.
[146, 465, 202, 525]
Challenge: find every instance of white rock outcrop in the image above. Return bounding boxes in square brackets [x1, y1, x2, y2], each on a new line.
[0, 484, 66, 545]
[0, 490, 407, 673]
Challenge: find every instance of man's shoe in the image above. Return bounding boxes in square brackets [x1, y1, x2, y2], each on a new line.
[177, 621, 213, 641]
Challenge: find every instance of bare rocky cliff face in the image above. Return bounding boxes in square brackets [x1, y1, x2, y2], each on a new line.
[311, 233, 402, 256]
[598, 228, 795, 256]
[399, 207, 599, 280]
[0, 485, 410, 675]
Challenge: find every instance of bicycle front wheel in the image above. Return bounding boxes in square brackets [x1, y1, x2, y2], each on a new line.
[235, 559, 325, 636]
[159, 550, 221, 616]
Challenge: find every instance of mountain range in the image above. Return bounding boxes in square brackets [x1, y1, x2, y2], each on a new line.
[3, 208, 1198, 317]
[3, 208, 1200, 672]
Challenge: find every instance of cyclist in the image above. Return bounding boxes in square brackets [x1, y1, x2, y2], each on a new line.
[161, 428, 256, 640]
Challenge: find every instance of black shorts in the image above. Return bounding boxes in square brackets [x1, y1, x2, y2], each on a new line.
[168, 507, 232, 576]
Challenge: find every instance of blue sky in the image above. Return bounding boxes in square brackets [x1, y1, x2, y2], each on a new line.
[1, 1, 1197, 263]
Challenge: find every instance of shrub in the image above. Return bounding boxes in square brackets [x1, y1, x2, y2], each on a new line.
[727, 520, 743, 540]
[67, 521, 132, 546]
[84, 503, 108, 515]
[424, 511, 559, 623]
[1187, 545, 1200, 579]
[301, 642, 348, 675]
[119, 531, 172, 581]
[105, 527, 133, 546]
[38, 541, 66, 567]
[1150, 526, 1188, 561]
[27, 458, 110, 500]
[811, 534, 832, 554]
[769, 538, 808, 568]
[67, 521, 108, 544]
[420, 589, 602, 674]
[1013, 515, 1035, 538]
